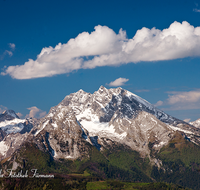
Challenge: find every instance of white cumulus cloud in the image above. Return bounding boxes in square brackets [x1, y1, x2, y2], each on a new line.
[2, 21, 200, 79]
[16, 112, 23, 118]
[167, 91, 200, 105]
[26, 106, 46, 118]
[108, 77, 129, 87]
[154, 100, 163, 107]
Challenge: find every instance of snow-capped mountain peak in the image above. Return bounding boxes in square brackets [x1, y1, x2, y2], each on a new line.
[0, 110, 20, 122]
[28, 86, 200, 161]
[190, 118, 200, 128]
[0, 110, 35, 160]
[2, 110, 19, 119]
[0, 110, 34, 135]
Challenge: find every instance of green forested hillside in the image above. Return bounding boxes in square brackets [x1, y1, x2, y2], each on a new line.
[151, 132, 200, 190]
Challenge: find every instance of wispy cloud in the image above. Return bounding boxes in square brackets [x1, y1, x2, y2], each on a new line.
[193, 8, 200, 12]
[193, 3, 200, 13]
[134, 89, 150, 93]
[0, 43, 15, 60]
[8, 43, 15, 50]
[155, 90, 200, 110]
[4, 50, 13, 57]
[0, 105, 7, 114]
[2, 21, 200, 79]
[108, 77, 129, 87]
[193, 2, 200, 12]
[25, 106, 46, 118]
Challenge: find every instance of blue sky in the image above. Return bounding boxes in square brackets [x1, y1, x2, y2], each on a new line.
[1, 0, 200, 122]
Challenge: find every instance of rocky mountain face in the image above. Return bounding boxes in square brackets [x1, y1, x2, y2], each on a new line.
[0, 128, 6, 141]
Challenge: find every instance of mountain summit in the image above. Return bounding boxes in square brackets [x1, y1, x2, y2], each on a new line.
[0, 110, 19, 122]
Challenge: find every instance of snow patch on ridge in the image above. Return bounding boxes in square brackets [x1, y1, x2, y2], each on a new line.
[66, 155, 74, 159]
[35, 120, 49, 136]
[76, 108, 127, 139]
[169, 125, 193, 134]
[0, 141, 9, 156]
[51, 122, 58, 128]
[151, 118, 157, 124]
[126, 90, 153, 109]
[154, 141, 166, 148]
[0, 118, 26, 134]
